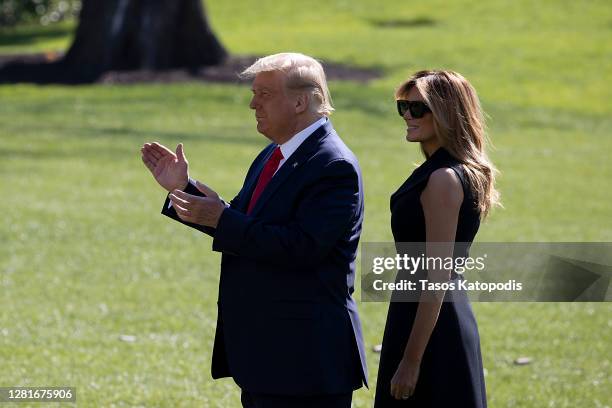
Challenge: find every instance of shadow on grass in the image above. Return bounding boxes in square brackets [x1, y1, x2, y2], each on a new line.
[0, 53, 382, 85]
[369, 17, 437, 28]
[0, 24, 73, 47]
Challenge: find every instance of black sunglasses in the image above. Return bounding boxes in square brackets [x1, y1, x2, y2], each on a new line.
[396, 100, 431, 118]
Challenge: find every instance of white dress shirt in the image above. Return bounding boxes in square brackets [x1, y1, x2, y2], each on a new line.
[275, 116, 327, 174]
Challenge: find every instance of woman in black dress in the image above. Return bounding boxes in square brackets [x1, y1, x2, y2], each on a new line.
[374, 70, 500, 407]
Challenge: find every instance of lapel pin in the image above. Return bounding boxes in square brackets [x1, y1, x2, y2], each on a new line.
[292, 162, 298, 168]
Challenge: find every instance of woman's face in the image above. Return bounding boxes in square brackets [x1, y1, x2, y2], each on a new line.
[401, 86, 436, 145]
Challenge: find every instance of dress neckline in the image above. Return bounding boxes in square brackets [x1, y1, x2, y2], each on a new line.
[425, 146, 450, 162]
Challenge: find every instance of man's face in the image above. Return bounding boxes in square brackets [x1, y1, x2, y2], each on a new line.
[249, 71, 298, 143]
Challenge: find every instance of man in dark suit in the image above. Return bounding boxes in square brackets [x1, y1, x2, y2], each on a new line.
[141, 53, 367, 407]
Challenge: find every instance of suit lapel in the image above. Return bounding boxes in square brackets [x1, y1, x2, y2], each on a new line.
[248, 121, 332, 216]
[236, 144, 276, 212]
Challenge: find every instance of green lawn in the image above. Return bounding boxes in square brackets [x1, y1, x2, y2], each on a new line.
[1, 0, 611, 406]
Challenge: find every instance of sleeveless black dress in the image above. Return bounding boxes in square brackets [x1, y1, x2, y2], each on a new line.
[374, 147, 487, 407]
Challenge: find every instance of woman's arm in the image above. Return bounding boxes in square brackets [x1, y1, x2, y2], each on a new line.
[390, 167, 463, 400]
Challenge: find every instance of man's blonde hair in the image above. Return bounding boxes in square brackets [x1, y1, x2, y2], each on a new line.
[240, 52, 334, 116]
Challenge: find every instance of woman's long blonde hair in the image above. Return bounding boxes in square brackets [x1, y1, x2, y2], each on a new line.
[397, 70, 501, 218]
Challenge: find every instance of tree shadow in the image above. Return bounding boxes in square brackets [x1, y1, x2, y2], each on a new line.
[0, 54, 382, 85]
[369, 17, 437, 28]
[0, 24, 73, 46]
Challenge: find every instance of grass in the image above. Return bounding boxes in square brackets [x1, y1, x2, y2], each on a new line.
[1, 0, 611, 406]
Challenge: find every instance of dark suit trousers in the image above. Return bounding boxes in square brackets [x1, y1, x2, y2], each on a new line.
[241, 390, 352, 408]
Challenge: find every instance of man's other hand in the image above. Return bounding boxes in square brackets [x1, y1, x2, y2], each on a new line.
[168, 181, 225, 228]
[141, 142, 189, 192]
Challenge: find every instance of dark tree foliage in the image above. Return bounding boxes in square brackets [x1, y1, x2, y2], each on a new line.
[0, 0, 79, 27]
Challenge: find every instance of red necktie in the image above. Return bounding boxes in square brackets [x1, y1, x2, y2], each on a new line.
[247, 146, 283, 214]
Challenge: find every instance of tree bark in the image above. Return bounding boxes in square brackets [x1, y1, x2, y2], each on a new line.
[0, 0, 228, 83]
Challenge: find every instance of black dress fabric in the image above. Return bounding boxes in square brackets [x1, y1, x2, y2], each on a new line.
[374, 147, 487, 407]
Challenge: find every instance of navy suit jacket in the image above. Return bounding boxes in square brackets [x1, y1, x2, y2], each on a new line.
[161, 120, 368, 395]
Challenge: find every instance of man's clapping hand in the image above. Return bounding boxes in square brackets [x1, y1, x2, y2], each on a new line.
[169, 181, 226, 228]
[141, 142, 189, 192]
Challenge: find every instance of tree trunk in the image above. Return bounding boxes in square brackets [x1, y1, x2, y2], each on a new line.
[0, 0, 228, 83]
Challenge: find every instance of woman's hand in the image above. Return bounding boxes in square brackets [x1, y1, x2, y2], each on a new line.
[390, 357, 421, 400]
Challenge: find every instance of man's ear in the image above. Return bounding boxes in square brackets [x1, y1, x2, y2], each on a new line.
[294, 92, 310, 114]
